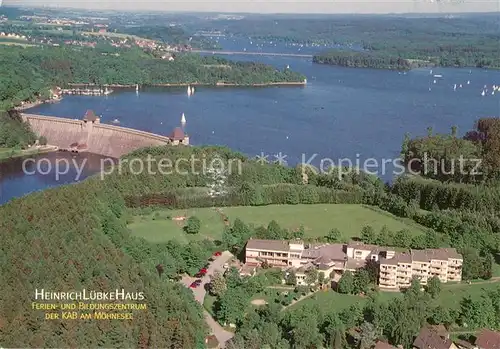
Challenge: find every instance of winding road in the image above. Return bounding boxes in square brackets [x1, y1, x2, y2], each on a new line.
[182, 251, 234, 347]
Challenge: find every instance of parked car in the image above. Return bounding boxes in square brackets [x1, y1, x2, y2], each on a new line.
[195, 268, 207, 278]
[190, 279, 203, 288]
[213, 251, 222, 257]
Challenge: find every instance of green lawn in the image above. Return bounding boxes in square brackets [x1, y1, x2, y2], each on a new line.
[128, 204, 426, 244]
[286, 281, 500, 313]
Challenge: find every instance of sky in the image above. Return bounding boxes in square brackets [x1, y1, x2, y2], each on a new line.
[4, 0, 500, 14]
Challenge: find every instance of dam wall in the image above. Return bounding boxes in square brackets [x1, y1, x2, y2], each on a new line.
[22, 114, 172, 158]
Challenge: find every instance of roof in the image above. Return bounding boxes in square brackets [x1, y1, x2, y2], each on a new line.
[246, 239, 290, 252]
[348, 241, 381, 251]
[428, 325, 449, 339]
[380, 252, 412, 266]
[476, 329, 500, 349]
[303, 243, 347, 263]
[169, 127, 185, 141]
[345, 258, 368, 271]
[412, 248, 463, 263]
[413, 327, 453, 349]
[83, 109, 97, 122]
[374, 341, 398, 349]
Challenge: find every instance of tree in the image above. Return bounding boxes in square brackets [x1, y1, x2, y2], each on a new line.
[405, 277, 422, 301]
[337, 271, 354, 294]
[360, 226, 376, 244]
[324, 313, 347, 349]
[210, 272, 227, 297]
[38, 135, 47, 146]
[426, 276, 441, 298]
[375, 226, 393, 246]
[394, 229, 412, 248]
[340, 303, 364, 328]
[326, 228, 341, 243]
[184, 216, 201, 234]
[216, 287, 249, 325]
[291, 316, 323, 349]
[305, 268, 318, 286]
[317, 272, 326, 286]
[285, 270, 297, 286]
[459, 295, 497, 329]
[461, 248, 484, 280]
[353, 321, 378, 349]
[429, 305, 453, 326]
[353, 269, 371, 294]
[267, 220, 285, 240]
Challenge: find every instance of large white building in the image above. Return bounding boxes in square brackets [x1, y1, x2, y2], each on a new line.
[244, 239, 463, 289]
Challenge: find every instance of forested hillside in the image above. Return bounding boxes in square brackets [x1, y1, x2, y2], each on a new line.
[0, 45, 305, 110]
[0, 145, 381, 347]
[313, 51, 415, 71]
[0, 110, 36, 148]
[215, 15, 500, 69]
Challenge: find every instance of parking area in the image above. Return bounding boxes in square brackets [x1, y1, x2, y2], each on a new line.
[181, 250, 235, 347]
[181, 250, 233, 303]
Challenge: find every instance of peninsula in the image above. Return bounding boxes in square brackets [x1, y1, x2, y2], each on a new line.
[0, 45, 306, 110]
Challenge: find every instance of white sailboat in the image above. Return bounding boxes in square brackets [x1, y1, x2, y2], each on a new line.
[453, 84, 457, 91]
[190, 86, 195, 95]
[187, 86, 192, 96]
[433, 80, 437, 84]
[136, 84, 139, 92]
[467, 80, 470, 85]
[181, 113, 186, 124]
[459, 84, 462, 88]
[481, 90, 486, 96]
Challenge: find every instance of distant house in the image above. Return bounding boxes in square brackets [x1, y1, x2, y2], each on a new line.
[475, 329, 500, 349]
[413, 326, 457, 349]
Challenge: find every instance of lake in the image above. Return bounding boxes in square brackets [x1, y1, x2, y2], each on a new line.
[1, 38, 499, 205]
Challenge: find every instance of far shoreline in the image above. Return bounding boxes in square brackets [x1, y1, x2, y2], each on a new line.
[68, 81, 307, 88]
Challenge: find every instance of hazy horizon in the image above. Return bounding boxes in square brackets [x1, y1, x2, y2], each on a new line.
[4, 0, 500, 14]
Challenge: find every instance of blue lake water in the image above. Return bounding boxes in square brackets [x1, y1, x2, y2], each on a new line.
[1, 39, 500, 204]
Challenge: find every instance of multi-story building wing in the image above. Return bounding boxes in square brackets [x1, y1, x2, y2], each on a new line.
[379, 248, 463, 289]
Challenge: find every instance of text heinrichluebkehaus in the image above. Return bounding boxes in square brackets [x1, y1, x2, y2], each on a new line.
[34, 289, 145, 301]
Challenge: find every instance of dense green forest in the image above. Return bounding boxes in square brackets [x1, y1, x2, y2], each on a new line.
[0, 145, 378, 347]
[214, 15, 500, 69]
[0, 45, 305, 109]
[313, 51, 416, 71]
[0, 111, 37, 149]
[2, 141, 499, 347]
[401, 118, 500, 182]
